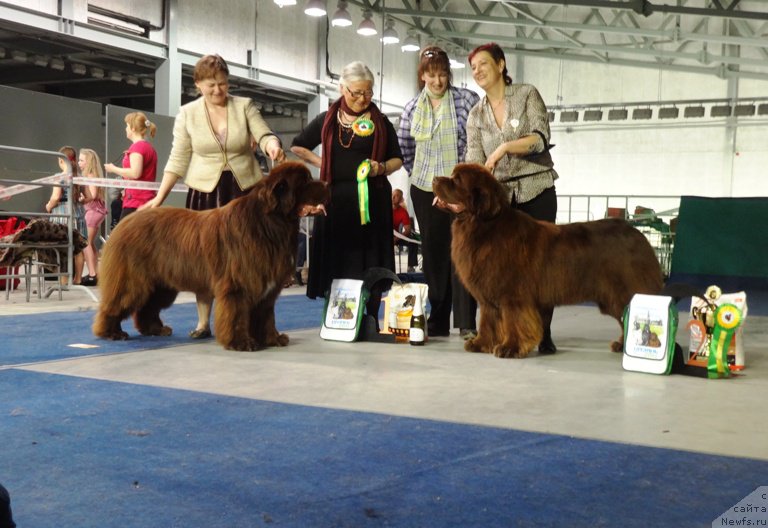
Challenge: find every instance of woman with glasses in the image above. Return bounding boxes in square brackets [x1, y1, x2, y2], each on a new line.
[464, 42, 560, 354]
[291, 61, 403, 323]
[397, 46, 480, 339]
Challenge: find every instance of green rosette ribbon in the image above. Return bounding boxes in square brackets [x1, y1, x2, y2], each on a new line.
[356, 159, 372, 225]
[707, 303, 742, 379]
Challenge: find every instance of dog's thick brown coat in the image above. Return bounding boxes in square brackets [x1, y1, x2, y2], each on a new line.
[93, 162, 328, 351]
[433, 163, 663, 358]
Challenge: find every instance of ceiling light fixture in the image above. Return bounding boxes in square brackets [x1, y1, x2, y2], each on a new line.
[304, 0, 326, 17]
[274, 0, 297, 7]
[583, 109, 603, 121]
[734, 103, 755, 117]
[632, 108, 652, 120]
[90, 67, 104, 79]
[125, 75, 139, 86]
[49, 57, 65, 71]
[331, 0, 352, 26]
[658, 107, 679, 119]
[357, 9, 377, 36]
[683, 106, 705, 118]
[108, 71, 123, 82]
[608, 109, 628, 121]
[71, 63, 87, 75]
[381, 17, 399, 45]
[32, 55, 49, 67]
[560, 110, 579, 123]
[11, 50, 27, 62]
[401, 30, 420, 52]
[710, 104, 732, 117]
[140, 77, 154, 89]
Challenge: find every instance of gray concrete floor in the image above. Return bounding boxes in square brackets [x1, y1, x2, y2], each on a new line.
[3, 279, 767, 461]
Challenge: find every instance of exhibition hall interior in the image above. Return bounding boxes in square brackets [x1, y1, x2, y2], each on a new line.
[1, 1, 767, 526]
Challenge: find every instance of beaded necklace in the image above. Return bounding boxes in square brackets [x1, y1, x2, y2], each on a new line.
[337, 110, 356, 148]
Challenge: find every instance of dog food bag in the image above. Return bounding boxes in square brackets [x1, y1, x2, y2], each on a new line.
[383, 283, 428, 341]
[622, 294, 678, 375]
[687, 287, 747, 371]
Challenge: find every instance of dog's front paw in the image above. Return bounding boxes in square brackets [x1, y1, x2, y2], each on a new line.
[226, 338, 259, 352]
[142, 325, 172, 337]
[275, 333, 289, 347]
[493, 344, 531, 359]
[610, 340, 623, 353]
[464, 336, 485, 353]
[102, 330, 130, 341]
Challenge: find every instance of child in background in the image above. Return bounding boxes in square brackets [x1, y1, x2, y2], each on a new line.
[78, 148, 108, 286]
[45, 145, 88, 284]
[104, 112, 158, 219]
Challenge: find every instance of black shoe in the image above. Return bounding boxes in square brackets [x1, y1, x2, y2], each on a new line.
[427, 323, 449, 337]
[294, 271, 304, 286]
[459, 328, 477, 340]
[538, 336, 557, 355]
[81, 275, 98, 287]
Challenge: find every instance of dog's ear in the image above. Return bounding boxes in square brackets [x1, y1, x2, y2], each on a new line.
[468, 169, 503, 219]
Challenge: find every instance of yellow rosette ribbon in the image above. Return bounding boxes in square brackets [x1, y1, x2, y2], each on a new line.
[356, 159, 372, 225]
[352, 118, 375, 137]
[707, 303, 742, 379]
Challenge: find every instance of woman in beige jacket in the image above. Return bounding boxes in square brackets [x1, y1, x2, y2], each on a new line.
[144, 54, 285, 339]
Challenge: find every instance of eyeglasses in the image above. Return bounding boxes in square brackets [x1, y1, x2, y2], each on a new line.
[422, 49, 447, 58]
[345, 87, 374, 99]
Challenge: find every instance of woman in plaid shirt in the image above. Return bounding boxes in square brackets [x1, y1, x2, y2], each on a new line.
[465, 42, 560, 354]
[397, 46, 480, 339]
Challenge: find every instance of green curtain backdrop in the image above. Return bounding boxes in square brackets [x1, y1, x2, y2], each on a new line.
[670, 196, 768, 288]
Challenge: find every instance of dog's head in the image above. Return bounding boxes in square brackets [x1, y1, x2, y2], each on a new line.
[260, 161, 329, 216]
[433, 163, 506, 220]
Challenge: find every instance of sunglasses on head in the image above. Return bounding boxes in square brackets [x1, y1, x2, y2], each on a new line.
[422, 49, 447, 58]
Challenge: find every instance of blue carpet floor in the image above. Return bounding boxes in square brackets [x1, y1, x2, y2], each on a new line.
[1, 368, 765, 528]
[0, 295, 325, 366]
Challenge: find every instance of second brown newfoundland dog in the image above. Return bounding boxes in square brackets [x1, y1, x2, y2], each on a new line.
[93, 162, 328, 351]
[433, 163, 663, 358]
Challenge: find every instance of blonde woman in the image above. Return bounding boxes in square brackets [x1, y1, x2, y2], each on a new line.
[105, 112, 158, 219]
[77, 148, 108, 286]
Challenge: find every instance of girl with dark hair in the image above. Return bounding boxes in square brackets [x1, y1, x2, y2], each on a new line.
[397, 46, 480, 338]
[463, 42, 561, 353]
[46, 145, 89, 284]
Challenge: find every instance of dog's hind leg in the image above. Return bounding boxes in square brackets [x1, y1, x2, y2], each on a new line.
[597, 299, 628, 352]
[93, 310, 130, 340]
[93, 281, 148, 340]
[134, 286, 178, 336]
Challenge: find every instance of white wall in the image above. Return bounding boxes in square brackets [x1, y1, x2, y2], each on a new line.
[5, 0, 768, 210]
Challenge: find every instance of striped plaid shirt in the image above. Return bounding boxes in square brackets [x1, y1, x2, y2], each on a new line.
[398, 86, 480, 191]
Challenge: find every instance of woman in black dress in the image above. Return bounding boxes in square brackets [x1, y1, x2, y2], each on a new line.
[291, 61, 403, 321]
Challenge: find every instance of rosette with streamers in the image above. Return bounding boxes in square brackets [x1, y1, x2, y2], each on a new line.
[352, 118, 375, 137]
[707, 303, 742, 379]
[356, 159, 372, 225]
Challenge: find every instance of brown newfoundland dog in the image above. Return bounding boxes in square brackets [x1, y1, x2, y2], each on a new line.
[433, 163, 663, 358]
[93, 162, 328, 351]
